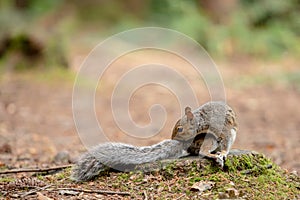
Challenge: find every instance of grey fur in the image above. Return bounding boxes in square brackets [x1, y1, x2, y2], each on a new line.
[71, 139, 189, 182]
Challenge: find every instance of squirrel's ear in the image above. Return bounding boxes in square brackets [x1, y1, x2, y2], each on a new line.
[185, 107, 194, 120]
[185, 107, 191, 114]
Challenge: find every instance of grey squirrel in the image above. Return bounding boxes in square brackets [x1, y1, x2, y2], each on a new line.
[171, 101, 237, 168]
[71, 101, 237, 182]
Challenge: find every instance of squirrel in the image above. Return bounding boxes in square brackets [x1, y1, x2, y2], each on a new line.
[70, 101, 237, 182]
[171, 101, 238, 168]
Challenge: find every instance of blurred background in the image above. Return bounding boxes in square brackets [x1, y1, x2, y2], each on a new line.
[0, 0, 299, 172]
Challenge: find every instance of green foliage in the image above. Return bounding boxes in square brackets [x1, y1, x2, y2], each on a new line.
[145, 0, 300, 58]
[1, 0, 299, 62]
[25, 0, 62, 17]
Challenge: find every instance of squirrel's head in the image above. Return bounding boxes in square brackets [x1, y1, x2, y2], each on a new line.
[171, 106, 198, 141]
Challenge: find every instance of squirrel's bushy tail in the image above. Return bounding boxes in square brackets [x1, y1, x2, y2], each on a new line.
[71, 152, 107, 182]
[70, 140, 187, 182]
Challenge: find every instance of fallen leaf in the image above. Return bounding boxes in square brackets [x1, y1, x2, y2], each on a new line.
[190, 181, 215, 193]
[0, 161, 5, 167]
[37, 192, 54, 200]
[226, 188, 239, 198]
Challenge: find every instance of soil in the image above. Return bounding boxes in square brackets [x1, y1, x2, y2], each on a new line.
[0, 57, 299, 198]
[1, 57, 300, 167]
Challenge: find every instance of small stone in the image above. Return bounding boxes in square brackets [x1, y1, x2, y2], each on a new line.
[218, 192, 229, 199]
[29, 147, 37, 155]
[53, 151, 70, 164]
[0, 143, 12, 154]
[291, 170, 298, 175]
[6, 103, 17, 115]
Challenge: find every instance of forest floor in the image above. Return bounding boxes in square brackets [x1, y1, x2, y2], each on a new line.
[0, 57, 299, 199]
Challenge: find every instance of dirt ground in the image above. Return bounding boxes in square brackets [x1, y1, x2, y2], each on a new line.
[0, 57, 299, 176]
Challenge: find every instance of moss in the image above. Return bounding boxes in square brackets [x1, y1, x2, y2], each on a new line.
[117, 173, 130, 181]
[189, 176, 204, 184]
[36, 175, 45, 181]
[0, 177, 15, 183]
[161, 161, 177, 180]
[55, 172, 67, 180]
[208, 174, 221, 182]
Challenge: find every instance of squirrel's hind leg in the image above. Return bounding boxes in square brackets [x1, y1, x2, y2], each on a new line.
[198, 135, 225, 166]
[215, 128, 238, 168]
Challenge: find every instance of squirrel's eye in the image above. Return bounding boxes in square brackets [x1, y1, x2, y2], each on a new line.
[177, 127, 183, 133]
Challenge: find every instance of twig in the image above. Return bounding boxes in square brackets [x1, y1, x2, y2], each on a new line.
[0, 164, 73, 174]
[143, 190, 148, 200]
[56, 187, 130, 196]
[21, 184, 53, 198]
[241, 164, 272, 175]
[176, 194, 186, 199]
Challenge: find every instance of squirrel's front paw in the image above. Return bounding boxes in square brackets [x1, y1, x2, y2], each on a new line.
[215, 151, 227, 168]
[215, 154, 225, 168]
